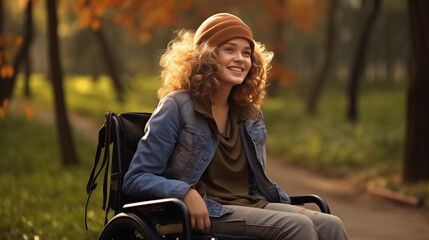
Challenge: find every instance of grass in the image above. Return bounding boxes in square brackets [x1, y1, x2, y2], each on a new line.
[0, 112, 109, 239]
[13, 73, 160, 123]
[263, 88, 405, 180]
[262, 87, 428, 203]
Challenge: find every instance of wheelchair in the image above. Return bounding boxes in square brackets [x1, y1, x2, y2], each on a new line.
[85, 112, 331, 240]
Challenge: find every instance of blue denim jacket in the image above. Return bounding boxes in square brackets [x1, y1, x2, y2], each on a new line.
[123, 91, 290, 217]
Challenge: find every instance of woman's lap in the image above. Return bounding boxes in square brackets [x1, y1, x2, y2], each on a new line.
[210, 203, 347, 240]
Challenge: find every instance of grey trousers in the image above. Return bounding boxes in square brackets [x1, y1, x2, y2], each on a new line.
[210, 203, 348, 240]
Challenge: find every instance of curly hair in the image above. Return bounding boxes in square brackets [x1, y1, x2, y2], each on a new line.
[158, 29, 273, 109]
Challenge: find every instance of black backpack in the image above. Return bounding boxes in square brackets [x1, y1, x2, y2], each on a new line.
[85, 112, 151, 229]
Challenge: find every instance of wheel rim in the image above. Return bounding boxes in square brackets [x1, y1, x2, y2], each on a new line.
[99, 213, 155, 240]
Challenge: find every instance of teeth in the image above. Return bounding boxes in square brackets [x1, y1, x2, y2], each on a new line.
[229, 67, 243, 72]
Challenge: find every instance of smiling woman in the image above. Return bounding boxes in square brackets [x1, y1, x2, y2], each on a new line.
[123, 13, 348, 240]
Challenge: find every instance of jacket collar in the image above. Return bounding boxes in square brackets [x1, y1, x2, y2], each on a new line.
[191, 95, 260, 123]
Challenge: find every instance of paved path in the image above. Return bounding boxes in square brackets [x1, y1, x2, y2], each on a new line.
[266, 160, 429, 240]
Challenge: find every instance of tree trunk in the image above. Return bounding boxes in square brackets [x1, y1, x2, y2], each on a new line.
[383, 3, 393, 83]
[269, 19, 284, 96]
[0, 1, 33, 106]
[403, 0, 429, 182]
[46, 0, 78, 166]
[0, 0, 4, 107]
[306, 0, 338, 115]
[346, 0, 381, 122]
[93, 27, 124, 101]
[24, 50, 32, 98]
[0, 0, 3, 62]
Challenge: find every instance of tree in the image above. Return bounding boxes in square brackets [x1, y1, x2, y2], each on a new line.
[46, 0, 78, 166]
[346, 0, 381, 122]
[306, 0, 338, 115]
[261, 0, 325, 92]
[0, 0, 34, 115]
[71, 0, 127, 101]
[403, 0, 429, 182]
[93, 26, 124, 101]
[71, 0, 193, 100]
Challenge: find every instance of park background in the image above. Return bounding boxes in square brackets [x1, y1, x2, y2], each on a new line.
[1, 0, 428, 239]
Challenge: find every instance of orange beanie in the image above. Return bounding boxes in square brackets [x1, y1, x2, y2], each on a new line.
[194, 13, 254, 50]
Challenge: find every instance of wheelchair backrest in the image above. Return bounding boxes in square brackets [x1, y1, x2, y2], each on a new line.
[110, 112, 151, 212]
[85, 112, 151, 228]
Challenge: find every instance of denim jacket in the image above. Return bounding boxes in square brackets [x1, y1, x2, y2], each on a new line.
[123, 91, 290, 217]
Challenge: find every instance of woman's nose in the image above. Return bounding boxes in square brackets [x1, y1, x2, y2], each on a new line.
[233, 53, 244, 62]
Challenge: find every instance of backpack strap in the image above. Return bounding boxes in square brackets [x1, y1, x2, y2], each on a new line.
[85, 111, 114, 230]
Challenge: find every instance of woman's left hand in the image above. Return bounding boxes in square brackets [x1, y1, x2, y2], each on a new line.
[183, 188, 211, 233]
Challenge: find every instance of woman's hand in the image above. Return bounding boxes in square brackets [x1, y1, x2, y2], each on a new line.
[183, 188, 211, 233]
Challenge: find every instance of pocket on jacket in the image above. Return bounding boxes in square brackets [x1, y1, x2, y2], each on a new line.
[168, 125, 208, 178]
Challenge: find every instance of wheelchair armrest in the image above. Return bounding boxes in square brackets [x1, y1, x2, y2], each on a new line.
[121, 196, 330, 240]
[290, 194, 331, 214]
[123, 198, 193, 240]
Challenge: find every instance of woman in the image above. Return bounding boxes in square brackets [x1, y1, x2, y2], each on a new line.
[123, 13, 348, 240]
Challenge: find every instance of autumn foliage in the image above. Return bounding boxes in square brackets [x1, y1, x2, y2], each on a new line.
[287, 0, 326, 34]
[261, 0, 325, 87]
[0, 34, 23, 78]
[0, 31, 35, 119]
[72, 0, 193, 43]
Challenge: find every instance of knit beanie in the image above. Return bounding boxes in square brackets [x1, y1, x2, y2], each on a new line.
[194, 13, 254, 51]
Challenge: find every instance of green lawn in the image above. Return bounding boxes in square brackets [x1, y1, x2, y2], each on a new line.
[13, 73, 160, 123]
[0, 113, 108, 239]
[263, 88, 405, 180]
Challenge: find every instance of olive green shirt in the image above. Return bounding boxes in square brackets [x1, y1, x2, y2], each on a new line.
[193, 96, 269, 208]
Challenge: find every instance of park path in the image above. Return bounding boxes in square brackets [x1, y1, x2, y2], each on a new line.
[266, 160, 429, 240]
[35, 109, 429, 240]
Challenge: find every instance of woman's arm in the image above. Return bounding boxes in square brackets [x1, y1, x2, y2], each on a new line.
[123, 95, 191, 200]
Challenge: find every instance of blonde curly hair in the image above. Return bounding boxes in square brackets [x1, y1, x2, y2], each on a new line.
[158, 30, 273, 109]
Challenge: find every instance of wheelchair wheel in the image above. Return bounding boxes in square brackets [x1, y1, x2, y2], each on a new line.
[99, 213, 160, 240]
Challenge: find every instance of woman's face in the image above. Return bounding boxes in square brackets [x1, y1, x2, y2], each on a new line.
[216, 38, 252, 87]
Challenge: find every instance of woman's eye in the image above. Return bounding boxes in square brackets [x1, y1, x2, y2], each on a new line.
[225, 48, 233, 52]
[243, 51, 251, 56]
